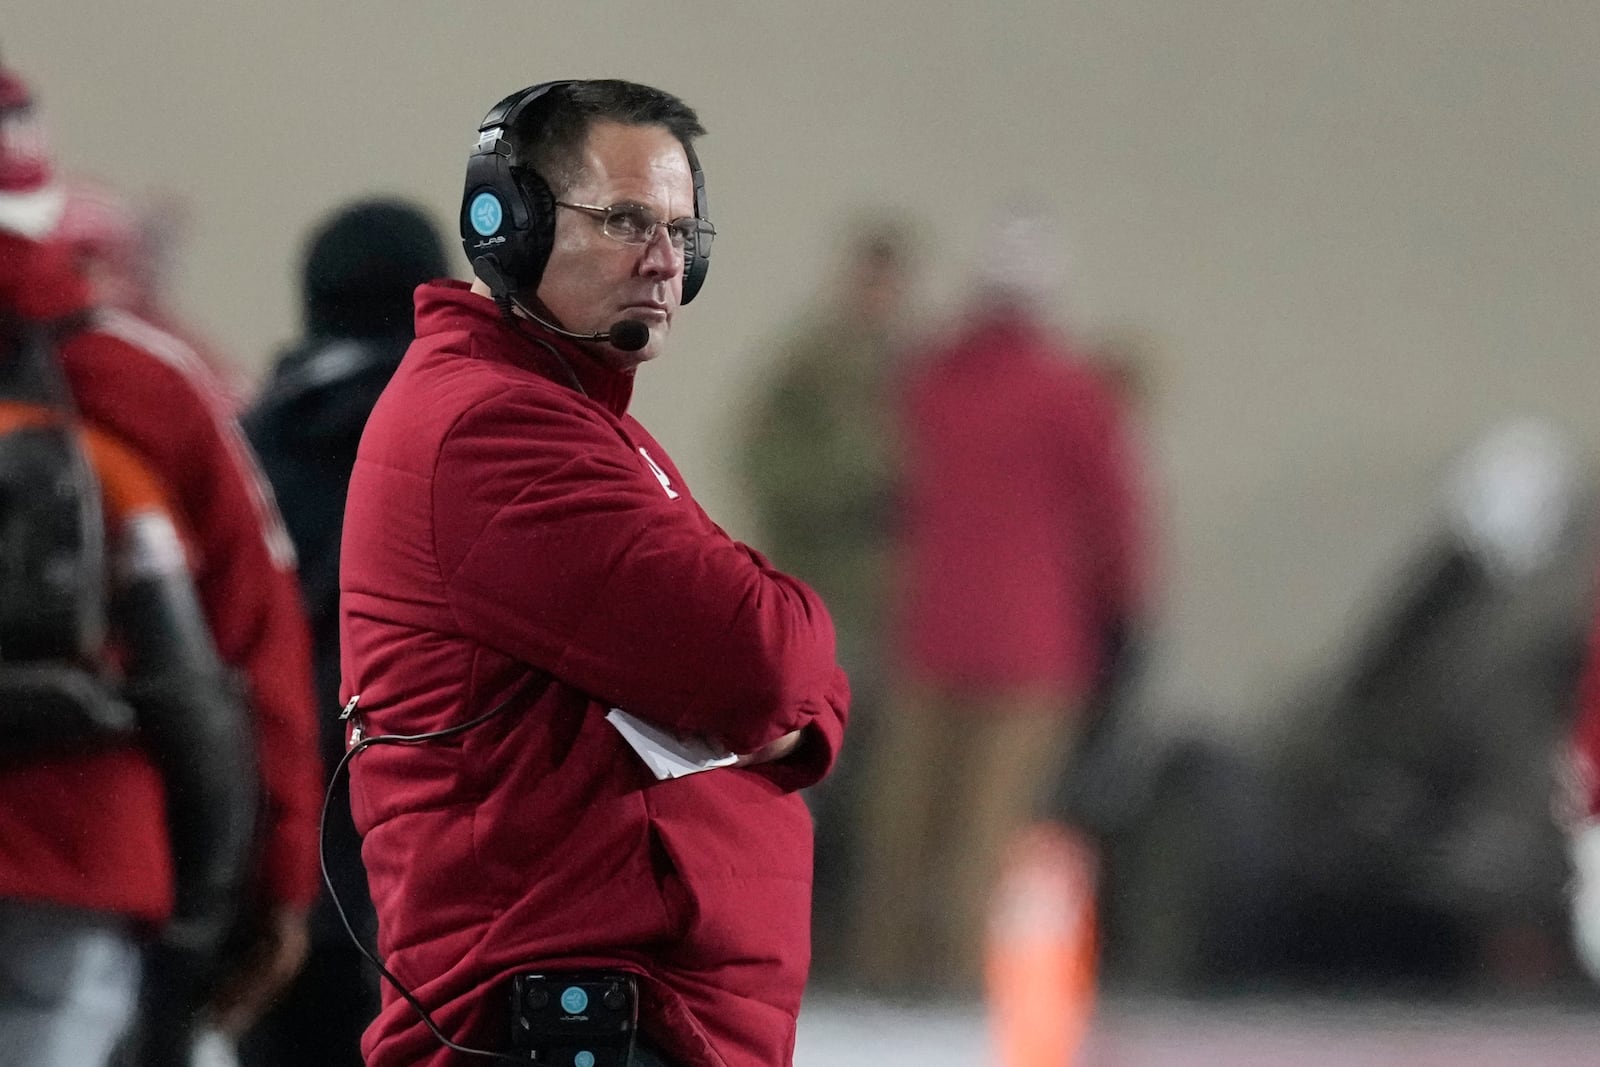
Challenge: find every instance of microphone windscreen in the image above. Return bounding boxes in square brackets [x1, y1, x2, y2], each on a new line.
[608, 319, 650, 352]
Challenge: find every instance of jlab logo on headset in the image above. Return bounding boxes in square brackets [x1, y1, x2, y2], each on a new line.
[469, 191, 504, 237]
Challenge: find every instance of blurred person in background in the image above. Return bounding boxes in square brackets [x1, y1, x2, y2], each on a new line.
[849, 204, 1152, 998]
[0, 61, 321, 1064]
[736, 217, 914, 979]
[1562, 543, 1600, 988]
[239, 197, 447, 1067]
[1088, 417, 1598, 999]
[1265, 417, 1592, 994]
[0, 241, 256, 1067]
[54, 176, 252, 407]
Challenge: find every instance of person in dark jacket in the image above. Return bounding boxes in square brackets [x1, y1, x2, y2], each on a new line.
[239, 199, 447, 1067]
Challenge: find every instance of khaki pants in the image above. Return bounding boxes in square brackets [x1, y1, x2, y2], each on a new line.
[847, 685, 1079, 995]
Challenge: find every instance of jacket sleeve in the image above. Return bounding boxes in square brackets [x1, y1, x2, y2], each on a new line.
[1060, 372, 1152, 635]
[1572, 587, 1600, 819]
[434, 388, 848, 762]
[61, 318, 322, 910]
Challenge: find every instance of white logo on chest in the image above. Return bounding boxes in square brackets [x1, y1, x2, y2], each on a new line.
[638, 447, 680, 500]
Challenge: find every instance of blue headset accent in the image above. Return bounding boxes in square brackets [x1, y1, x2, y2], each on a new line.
[467, 192, 503, 237]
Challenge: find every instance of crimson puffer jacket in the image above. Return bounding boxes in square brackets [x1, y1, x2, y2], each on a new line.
[340, 281, 849, 1067]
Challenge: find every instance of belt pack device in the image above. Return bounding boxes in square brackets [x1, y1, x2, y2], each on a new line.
[509, 970, 638, 1066]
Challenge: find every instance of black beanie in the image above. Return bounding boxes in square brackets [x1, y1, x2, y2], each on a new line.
[302, 198, 448, 339]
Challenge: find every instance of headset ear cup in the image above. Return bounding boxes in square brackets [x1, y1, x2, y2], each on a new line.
[681, 144, 710, 305]
[461, 81, 573, 299]
[507, 167, 557, 294]
[681, 233, 709, 305]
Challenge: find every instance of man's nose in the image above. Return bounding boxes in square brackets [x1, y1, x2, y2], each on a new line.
[637, 226, 683, 280]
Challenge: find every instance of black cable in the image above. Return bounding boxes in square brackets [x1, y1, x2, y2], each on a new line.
[497, 295, 589, 398]
[318, 671, 549, 1064]
[321, 297, 597, 1060]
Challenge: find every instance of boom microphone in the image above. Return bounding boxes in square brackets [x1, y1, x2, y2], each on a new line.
[604, 318, 651, 352]
[474, 257, 652, 352]
[509, 294, 650, 352]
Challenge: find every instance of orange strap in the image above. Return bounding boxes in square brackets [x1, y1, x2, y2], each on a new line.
[0, 399, 184, 532]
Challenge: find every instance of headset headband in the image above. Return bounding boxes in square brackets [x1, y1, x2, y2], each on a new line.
[477, 80, 573, 137]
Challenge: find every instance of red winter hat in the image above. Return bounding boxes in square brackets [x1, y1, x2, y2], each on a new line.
[0, 65, 51, 195]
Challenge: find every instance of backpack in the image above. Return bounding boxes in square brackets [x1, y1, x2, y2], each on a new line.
[0, 312, 105, 665]
[0, 313, 136, 758]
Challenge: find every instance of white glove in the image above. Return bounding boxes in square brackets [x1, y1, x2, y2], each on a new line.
[191, 1029, 240, 1067]
[1570, 820, 1600, 985]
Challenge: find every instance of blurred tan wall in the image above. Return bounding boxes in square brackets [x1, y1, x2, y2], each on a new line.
[9, 1, 1598, 729]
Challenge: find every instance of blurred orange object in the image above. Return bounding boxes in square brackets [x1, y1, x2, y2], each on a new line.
[985, 822, 1099, 1067]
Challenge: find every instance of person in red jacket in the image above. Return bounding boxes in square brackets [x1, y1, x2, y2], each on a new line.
[340, 79, 848, 1067]
[1566, 574, 1600, 982]
[0, 326, 260, 1067]
[53, 176, 253, 409]
[850, 205, 1152, 996]
[0, 61, 321, 1062]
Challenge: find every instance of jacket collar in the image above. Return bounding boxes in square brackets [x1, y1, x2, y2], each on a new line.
[414, 280, 635, 416]
[0, 232, 93, 321]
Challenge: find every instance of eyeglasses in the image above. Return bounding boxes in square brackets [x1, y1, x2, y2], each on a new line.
[556, 201, 716, 256]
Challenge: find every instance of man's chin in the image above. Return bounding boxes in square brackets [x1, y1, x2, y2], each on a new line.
[620, 344, 661, 371]
[594, 334, 662, 373]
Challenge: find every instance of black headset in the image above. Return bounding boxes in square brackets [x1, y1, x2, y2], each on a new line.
[460, 80, 711, 305]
